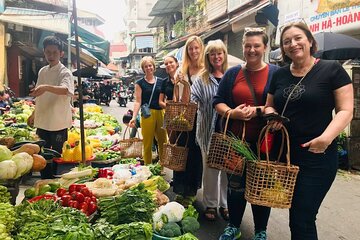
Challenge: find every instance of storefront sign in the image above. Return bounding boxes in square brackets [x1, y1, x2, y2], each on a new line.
[308, 5, 360, 33]
[317, 0, 360, 13]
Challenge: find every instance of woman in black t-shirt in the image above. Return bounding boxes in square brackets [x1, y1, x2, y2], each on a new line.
[265, 22, 353, 240]
[159, 55, 179, 109]
[129, 56, 168, 165]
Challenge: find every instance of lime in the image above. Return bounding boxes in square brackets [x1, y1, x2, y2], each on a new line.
[39, 184, 52, 195]
[48, 182, 61, 192]
[24, 187, 36, 199]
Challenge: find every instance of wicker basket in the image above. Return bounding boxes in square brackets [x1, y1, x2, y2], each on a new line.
[119, 127, 143, 158]
[164, 81, 197, 131]
[207, 112, 246, 176]
[245, 125, 299, 209]
[161, 132, 189, 171]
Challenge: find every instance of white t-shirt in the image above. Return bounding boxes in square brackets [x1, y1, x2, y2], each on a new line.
[34, 62, 74, 131]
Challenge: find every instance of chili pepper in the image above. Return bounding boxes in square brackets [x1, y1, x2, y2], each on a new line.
[28, 194, 56, 203]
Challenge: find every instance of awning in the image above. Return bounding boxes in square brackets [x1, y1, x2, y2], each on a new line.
[70, 46, 98, 66]
[0, 7, 68, 34]
[135, 36, 154, 49]
[149, 0, 182, 16]
[0, 7, 110, 64]
[229, 0, 272, 24]
[148, 16, 166, 28]
[200, 19, 230, 40]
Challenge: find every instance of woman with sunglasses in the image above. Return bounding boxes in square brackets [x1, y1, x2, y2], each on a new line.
[265, 22, 353, 240]
[191, 39, 229, 221]
[214, 28, 279, 240]
[129, 56, 168, 165]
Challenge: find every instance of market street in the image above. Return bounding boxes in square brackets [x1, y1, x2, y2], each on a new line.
[15, 100, 360, 240]
[101, 100, 360, 240]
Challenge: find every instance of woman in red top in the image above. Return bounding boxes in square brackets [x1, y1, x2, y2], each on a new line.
[213, 28, 279, 240]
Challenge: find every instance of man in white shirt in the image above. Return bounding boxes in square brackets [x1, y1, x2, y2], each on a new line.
[28, 36, 74, 153]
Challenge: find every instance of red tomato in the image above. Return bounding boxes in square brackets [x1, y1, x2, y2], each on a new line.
[80, 187, 91, 197]
[71, 192, 85, 203]
[68, 185, 77, 193]
[61, 195, 72, 207]
[84, 196, 91, 204]
[91, 196, 97, 203]
[75, 184, 86, 192]
[79, 202, 88, 212]
[88, 201, 97, 215]
[56, 188, 67, 197]
[69, 200, 79, 209]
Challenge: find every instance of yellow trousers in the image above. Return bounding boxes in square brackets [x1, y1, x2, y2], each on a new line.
[140, 109, 168, 165]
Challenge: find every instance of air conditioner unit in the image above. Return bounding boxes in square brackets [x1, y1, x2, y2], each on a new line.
[5, 33, 12, 47]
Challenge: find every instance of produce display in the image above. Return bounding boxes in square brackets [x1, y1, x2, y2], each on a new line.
[0, 101, 201, 239]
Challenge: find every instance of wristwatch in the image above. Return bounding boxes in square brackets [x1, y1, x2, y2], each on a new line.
[256, 107, 262, 117]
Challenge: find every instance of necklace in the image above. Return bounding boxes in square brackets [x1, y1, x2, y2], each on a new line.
[290, 58, 316, 77]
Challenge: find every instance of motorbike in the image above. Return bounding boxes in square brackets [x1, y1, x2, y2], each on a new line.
[117, 90, 128, 107]
[127, 89, 134, 102]
[100, 93, 110, 106]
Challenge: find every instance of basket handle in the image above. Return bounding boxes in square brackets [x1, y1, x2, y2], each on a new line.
[257, 124, 290, 167]
[173, 78, 191, 103]
[168, 131, 189, 147]
[123, 126, 140, 140]
[223, 110, 246, 141]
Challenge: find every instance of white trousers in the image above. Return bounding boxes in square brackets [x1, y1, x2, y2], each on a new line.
[201, 149, 228, 208]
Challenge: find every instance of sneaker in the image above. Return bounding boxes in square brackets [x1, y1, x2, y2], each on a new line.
[253, 231, 267, 240]
[219, 225, 241, 240]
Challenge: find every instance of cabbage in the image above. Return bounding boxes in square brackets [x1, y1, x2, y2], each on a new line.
[11, 152, 33, 179]
[0, 146, 12, 161]
[0, 160, 17, 179]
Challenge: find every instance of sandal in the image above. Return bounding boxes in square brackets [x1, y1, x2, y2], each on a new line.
[204, 207, 217, 221]
[219, 207, 230, 221]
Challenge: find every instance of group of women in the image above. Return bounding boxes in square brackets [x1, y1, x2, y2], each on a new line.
[129, 22, 354, 240]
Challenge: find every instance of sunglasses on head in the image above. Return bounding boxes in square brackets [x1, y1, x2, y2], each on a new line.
[244, 27, 266, 34]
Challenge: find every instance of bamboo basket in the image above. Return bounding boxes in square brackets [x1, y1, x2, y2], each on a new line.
[119, 127, 143, 158]
[245, 125, 299, 209]
[207, 111, 246, 176]
[161, 132, 189, 171]
[164, 81, 197, 131]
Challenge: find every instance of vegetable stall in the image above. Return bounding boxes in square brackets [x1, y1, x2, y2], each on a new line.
[0, 100, 201, 239]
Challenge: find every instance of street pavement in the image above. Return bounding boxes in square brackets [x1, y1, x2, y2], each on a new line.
[16, 100, 360, 240]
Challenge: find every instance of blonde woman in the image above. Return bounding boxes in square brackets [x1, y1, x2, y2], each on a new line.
[129, 56, 167, 165]
[191, 39, 229, 221]
[172, 36, 204, 207]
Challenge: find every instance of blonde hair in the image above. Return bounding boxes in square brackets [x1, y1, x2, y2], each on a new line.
[140, 56, 155, 72]
[181, 36, 204, 78]
[201, 39, 228, 84]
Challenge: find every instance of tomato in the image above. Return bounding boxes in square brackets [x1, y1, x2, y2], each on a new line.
[69, 184, 77, 193]
[84, 196, 91, 204]
[61, 195, 72, 206]
[80, 187, 91, 197]
[87, 201, 97, 215]
[71, 192, 85, 203]
[79, 202, 88, 212]
[56, 188, 67, 197]
[91, 196, 97, 203]
[68, 200, 79, 209]
[75, 184, 86, 192]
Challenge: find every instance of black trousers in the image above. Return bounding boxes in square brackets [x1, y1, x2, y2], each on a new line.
[226, 140, 271, 233]
[36, 128, 68, 153]
[289, 143, 338, 240]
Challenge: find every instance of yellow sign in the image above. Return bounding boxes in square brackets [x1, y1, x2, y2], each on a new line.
[317, 0, 360, 13]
